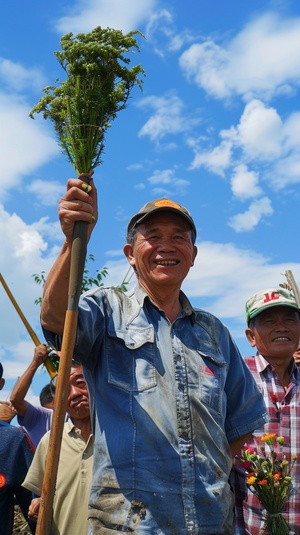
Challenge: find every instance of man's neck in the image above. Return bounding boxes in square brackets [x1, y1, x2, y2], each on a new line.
[263, 354, 294, 390]
[140, 283, 182, 322]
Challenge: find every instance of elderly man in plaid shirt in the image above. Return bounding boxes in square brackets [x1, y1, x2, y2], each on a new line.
[234, 287, 300, 535]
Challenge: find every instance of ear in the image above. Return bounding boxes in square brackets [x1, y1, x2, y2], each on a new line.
[245, 327, 256, 348]
[123, 244, 135, 268]
[191, 245, 197, 266]
[0, 378, 5, 391]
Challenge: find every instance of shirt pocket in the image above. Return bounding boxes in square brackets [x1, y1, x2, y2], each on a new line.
[196, 351, 227, 416]
[106, 325, 157, 392]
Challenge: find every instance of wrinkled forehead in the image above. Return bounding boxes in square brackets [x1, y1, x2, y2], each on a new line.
[69, 366, 84, 381]
[137, 211, 192, 231]
[256, 305, 300, 321]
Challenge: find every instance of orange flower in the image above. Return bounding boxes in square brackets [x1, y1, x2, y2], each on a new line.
[258, 479, 268, 485]
[261, 433, 276, 443]
[273, 472, 281, 481]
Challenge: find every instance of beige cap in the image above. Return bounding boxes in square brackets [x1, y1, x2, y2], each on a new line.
[127, 198, 196, 243]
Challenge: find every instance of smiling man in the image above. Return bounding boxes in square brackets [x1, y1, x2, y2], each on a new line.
[40, 179, 268, 534]
[234, 288, 300, 535]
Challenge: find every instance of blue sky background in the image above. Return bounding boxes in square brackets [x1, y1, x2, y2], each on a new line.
[1, 0, 300, 407]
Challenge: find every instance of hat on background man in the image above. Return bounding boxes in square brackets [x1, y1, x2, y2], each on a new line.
[246, 288, 300, 325]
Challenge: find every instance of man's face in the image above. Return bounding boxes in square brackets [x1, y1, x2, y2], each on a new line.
[124, 212, 197, 293]
[246, 306, 300, 360]
[67, 366, 90, 420]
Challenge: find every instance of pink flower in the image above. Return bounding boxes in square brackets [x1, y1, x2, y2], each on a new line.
[243, 445, 255, 455]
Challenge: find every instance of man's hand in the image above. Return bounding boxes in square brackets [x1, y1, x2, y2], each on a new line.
[58, 177, 98, 243]
[0, 401, 17, 423]
[34, 344, 51, 367]
[28, 497, 41, 523]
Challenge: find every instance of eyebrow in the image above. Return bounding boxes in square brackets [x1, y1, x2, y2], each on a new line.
[143, 224, 190, 234]
[70, 371, 85, 380]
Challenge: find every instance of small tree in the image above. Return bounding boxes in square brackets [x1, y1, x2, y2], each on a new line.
[33, 254, 109, 306]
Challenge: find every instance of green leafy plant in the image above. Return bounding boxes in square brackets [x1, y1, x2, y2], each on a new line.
[81, 254, 108, 292]
[33, 254, 109, 306]
[29, 26, 145, 174]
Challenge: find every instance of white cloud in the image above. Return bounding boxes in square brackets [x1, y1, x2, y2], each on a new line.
[189, 99, 300, 213]
[189, 139, 232, 175]
[145, 8, 196, 56]
[138, 93, 200, 142]
[228, 197, 274, 232]
[179, 13, 300, 101]
[0, 58, 47, 92]
[282, 111, 300, 152]
[148, 169, 174, 184]
[16, 230, 47, 258]
[183, 240, 299, 322]
[0, 93, 59, 198]
[230, 164, 262, 200]
[180, 41, 231, 98]
[27, 179, 66, 207]
[0, 204, 60, 348]
[272, 154, 300, 188]
[134, 183, 146, 190]
[56, 0, 158, 34]
[236, 100, 283, 160]
[144, 168, 190, 196]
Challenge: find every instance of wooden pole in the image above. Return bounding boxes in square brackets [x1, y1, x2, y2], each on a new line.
[0, 273, 57, 378]
[284, 270, 300, 307]
[36, 177, 90, 534]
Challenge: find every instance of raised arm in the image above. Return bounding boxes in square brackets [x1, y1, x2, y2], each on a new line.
[10, 344, 49, 416]
[40, 177, 98, 335]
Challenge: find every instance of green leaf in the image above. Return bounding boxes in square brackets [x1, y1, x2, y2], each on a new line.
[29, 26, 145, 174]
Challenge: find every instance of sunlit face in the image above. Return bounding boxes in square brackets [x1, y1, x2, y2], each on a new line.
[246, 306, 300, 360]
[67, 366, 90, 420]
[124, 212, 197, 294]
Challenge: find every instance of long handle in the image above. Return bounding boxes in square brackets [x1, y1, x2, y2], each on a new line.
[36, 176, 90, 535]
[36, 308, 79, 533]
[285, 270, 300, 307]
[0, 273, 57, 378]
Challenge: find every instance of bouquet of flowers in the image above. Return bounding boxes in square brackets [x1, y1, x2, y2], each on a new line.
[240, 433, 297, 535]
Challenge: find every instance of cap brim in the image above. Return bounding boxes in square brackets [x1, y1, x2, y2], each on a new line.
[248, 301, 300, 323]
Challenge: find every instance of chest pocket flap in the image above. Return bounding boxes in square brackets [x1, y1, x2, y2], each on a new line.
[107, 325, 156, 392]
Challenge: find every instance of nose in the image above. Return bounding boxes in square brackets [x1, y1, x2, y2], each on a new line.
[274, 321, 289, 331]
[69, 383, 82, 397]
[156, 237, 176, 252]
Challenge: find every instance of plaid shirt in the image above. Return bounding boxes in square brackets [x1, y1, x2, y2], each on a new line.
[234, 353, 300, 534]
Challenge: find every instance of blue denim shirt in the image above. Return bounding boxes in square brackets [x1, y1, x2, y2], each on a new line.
[45, 284, 268, 534]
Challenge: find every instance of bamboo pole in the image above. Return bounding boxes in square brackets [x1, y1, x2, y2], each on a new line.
[36, 181, 90, 534]
[284, 270, 300, 307]
[0, 273, 57, 378]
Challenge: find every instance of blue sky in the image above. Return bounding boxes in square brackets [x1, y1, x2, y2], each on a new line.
[1, 0, 300, 405]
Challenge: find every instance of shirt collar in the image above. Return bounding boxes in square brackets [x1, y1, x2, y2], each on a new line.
[256, 352, 299, 380]
[134, 283, 194, 319]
